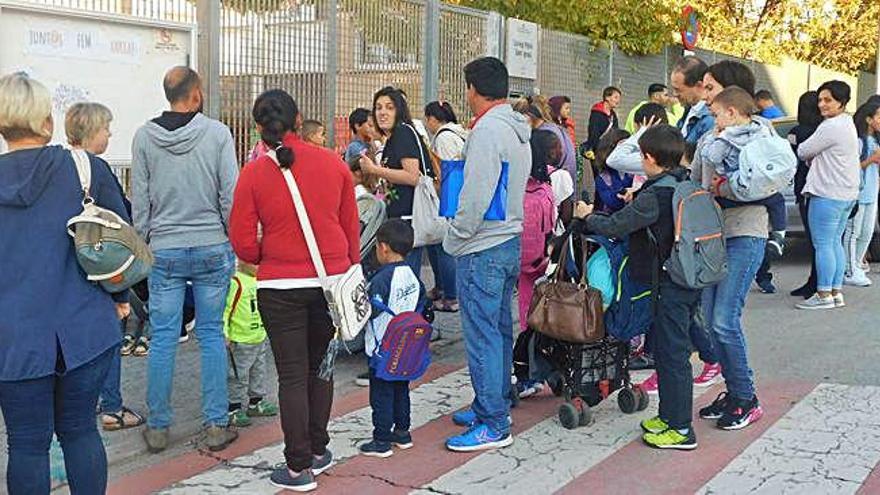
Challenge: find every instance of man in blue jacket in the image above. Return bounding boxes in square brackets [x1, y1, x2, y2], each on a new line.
[443, 57, 531, 452]
[670, 56, 715, 148]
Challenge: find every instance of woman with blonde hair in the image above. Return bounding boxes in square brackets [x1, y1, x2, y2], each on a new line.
[0, 73, 130, 494]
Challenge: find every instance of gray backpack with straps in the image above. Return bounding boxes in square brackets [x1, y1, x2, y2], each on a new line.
[653, 175, 727, 289]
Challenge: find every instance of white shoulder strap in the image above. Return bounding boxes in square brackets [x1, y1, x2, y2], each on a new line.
[267, 150, 330, 290]
[70, 149, 92, 201]
[403, 123, 429, 177]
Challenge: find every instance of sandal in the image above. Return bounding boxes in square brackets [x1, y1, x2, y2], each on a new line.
[427, 288, 442, 301]
[132, 337, 149, 357]
[101, 407, 145, 431]
[434, 299, 459, 313]
[121, 334, 136, 356]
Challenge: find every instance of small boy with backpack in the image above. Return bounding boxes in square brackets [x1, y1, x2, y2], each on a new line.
[359, 219, 430, 458]
[700, 86, 795, 259]
[573, 124, 722, 450]
[224, 261, 278, 427]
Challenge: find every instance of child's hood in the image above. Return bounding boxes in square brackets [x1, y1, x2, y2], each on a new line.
[720, 117, 774, 147]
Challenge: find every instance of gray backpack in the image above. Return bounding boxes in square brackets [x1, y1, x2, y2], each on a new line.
[654, 175, 727, 289]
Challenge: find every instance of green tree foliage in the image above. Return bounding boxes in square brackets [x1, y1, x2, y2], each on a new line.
[693, 0, 880, 74]
[455, 0, 680, 55]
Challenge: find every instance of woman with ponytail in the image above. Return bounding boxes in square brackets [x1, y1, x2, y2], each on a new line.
[229, 89, 360, 492]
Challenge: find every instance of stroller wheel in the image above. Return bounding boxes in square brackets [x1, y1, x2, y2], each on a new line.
[559, 402, 579, 430]
[573, 398, 592, 427]
[618, 388, 639, 414]
[634, 386, 650, 411]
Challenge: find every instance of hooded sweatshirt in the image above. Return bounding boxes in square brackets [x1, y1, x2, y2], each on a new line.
[131, 112, 239, 250]
[0, 146, 129, 380]
[700, 117, 774, 185]
[431, 122, 469, 161]
[586, 101, 619, 152]
[538, 122, 577, 184]
[443, 104, 531, 257]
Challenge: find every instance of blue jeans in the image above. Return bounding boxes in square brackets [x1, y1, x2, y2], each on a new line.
[147, 242, 235, 429]
[405, 247, 424, 282]
[99, 334, 123, 414]
[426, 243, 457, 300]
[809, 196, 856, 292]
[456, 237, 520, 435]
[0, 345, 114, 495]
[702, 237, 765, 401]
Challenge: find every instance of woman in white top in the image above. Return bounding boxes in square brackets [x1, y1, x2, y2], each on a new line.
[423, 101, 468, 312]
[796, 80, 861, 310]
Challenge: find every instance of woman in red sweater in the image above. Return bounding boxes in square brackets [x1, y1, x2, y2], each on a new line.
[229, 89, 359, 492]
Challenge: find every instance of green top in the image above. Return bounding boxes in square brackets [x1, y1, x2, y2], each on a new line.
[223, 271, 267, 344]
[624, 101, 685, 134]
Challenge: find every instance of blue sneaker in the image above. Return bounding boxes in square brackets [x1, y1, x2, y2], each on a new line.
[452, 409, 513, 427]
[452, 409, 477, 427]
[446, 424, 513, 452]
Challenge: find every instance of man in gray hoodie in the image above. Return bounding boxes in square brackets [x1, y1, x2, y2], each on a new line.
[444, 57, 531, 452]
[132, 66, 240, 453]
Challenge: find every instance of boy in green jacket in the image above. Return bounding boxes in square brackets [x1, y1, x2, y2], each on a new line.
[225, 262, 278, 427]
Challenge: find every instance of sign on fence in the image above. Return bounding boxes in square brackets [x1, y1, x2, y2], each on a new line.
[506, 18, 538, 79]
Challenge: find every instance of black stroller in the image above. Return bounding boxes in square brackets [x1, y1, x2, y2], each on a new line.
[533, 234, 649, 429]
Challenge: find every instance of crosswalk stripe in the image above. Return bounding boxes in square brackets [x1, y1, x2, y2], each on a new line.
[157, 366, 473, 494]
[698, 383, 880, 495]
[306, 394, 561, 495]
[108, 364, 461, 495]
[414, 374, 709, 495]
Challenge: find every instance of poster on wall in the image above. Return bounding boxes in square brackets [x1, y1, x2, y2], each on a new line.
[506, 18, 538, 80]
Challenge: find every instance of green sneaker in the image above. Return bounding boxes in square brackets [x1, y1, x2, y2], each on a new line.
[229, 409, 252, 428]
[643, 428, 697, 450]
[247, 400, 279, 417]
[640, 416, 669, 434]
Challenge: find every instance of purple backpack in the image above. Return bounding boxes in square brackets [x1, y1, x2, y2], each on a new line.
[369, 298, 433, 382]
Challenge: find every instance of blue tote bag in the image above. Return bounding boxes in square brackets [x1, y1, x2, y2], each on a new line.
[439, 160, 508, 220]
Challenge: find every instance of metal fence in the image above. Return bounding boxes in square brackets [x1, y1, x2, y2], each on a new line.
[9, 0, 880, 166]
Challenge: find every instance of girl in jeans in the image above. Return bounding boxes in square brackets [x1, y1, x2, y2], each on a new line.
[796, 81, 861, 310]
[424, 100, 468, 313]
[843, 101, 880, 287]
[0, 74, 130, 494]
[230, 90, 360, 492]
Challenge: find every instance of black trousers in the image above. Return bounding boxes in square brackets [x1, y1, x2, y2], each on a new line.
[258, 288, 334, 472]
[654, 282, 701, 430]
[799, 199, 818, 291]
[368, 368, 411, 442]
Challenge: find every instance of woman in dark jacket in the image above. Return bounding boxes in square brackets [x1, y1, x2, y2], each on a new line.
[789, 91, 823, 297]
[0, 73, 130, 494]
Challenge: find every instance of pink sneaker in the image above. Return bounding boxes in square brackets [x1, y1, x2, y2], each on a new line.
[640, 372, 659, 395]
[693, 362, 723, 387]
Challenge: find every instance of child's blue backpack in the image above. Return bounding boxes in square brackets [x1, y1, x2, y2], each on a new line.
[369, 298, 433, 382]
[586, 235, 653, 341]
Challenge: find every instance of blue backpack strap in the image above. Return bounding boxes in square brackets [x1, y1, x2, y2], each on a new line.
[371, 295, 396, 317]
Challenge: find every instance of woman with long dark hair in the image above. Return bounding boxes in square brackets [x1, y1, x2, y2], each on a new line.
[230, 89, 360, 492]
[795, 81, 861, 310]
[790, 91, 824, 297]
[359, 86, 433, 279]
[843, 101, 880, 287]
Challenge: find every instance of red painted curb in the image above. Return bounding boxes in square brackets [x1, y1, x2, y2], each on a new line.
[107, 363, 461, 495]
[554, 380, 817, 495]
[280, 393, 561, 494]
[857, 458, 880, 494]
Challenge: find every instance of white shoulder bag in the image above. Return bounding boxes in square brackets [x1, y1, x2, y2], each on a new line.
[269, 151, 370, 341]
[404, 123, 447, 248]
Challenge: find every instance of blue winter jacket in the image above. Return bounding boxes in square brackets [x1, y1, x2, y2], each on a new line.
[0, 146, 129, 380]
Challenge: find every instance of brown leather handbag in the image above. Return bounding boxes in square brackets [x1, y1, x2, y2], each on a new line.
[526, 235, 605, 344]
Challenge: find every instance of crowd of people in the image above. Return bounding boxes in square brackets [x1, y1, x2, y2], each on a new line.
[1, 48, 879, 493]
